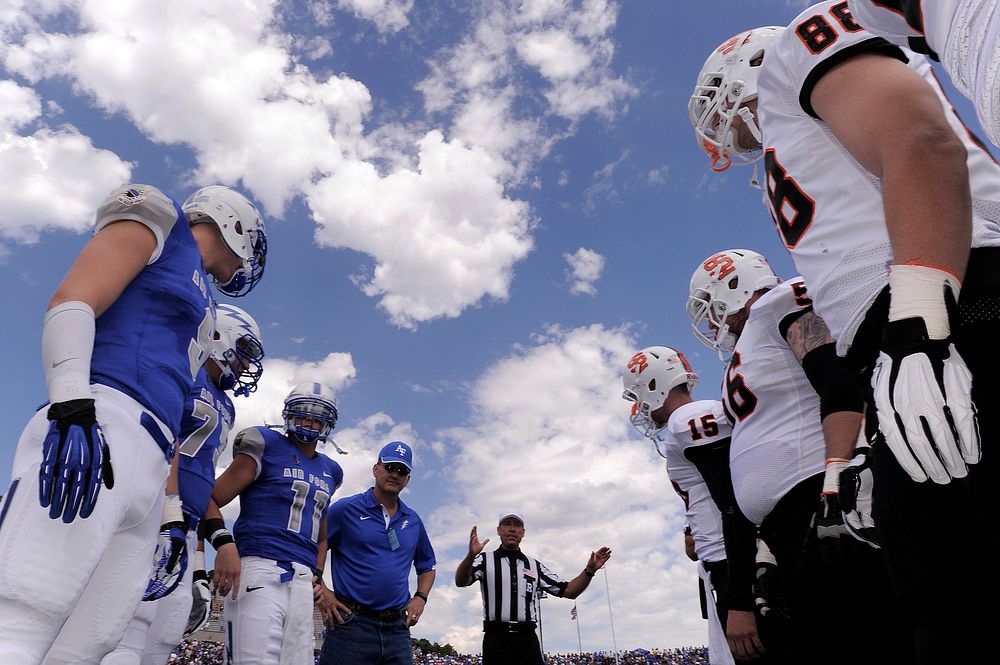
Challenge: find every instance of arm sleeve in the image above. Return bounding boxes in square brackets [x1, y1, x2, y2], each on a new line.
[800, 343, 866, 419]
[94, 184, 179, 264]
[684, 438, 757, 611]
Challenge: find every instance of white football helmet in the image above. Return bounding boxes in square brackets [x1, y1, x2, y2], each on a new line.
[183, 185, 268, 297]
[211, 304, 264, 397]
[687, 249, 779, 359]
[622, 346, 698, 440]
[283, 382, 339, 443]
[689, 26, 783, 171]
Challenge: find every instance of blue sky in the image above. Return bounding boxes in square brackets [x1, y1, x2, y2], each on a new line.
[0, 0, 992, 655]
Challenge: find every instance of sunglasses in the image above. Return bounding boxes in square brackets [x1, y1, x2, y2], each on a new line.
[383, 463, 410, 476]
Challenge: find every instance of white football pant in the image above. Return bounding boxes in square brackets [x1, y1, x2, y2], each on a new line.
[698, 561, 735, 665]
[223, 557, 314, 665]
[100, 530, 198, 665]
[0, 385, 170, 665]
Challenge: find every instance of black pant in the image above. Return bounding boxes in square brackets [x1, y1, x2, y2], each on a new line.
[759, 475, 912, 665]
[482, 628, 543, 665]
[848, 247, 1000, 665]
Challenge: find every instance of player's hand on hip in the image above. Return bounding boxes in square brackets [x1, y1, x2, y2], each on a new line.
[39, 398, 114, 523]
[143, 494, 189, 600]
[873, 318, 979, 484]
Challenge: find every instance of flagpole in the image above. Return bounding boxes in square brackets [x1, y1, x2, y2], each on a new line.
[536, 591, 546, 663]
[603, 567, 619, 664]
[574, 603, 583, 653]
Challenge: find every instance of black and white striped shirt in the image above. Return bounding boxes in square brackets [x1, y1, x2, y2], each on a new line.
[472, 548, 567, 623]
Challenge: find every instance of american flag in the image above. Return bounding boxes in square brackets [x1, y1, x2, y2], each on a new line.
[570, 605, 577, 621]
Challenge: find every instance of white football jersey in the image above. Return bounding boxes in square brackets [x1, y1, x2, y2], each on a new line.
[846, 1, 958, 52]
[758, 0, 1000, 355]
[724, 280, 825, 526]
[663, 400, 730, 563]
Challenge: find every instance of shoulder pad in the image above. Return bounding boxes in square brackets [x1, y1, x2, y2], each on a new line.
[94, 184, 179, 264]
[232, 427, 266, 475]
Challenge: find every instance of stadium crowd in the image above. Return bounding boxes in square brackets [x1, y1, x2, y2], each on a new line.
[163, 641, 709, 664]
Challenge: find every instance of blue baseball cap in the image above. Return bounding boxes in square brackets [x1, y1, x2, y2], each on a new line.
[379, 441, 413, 470]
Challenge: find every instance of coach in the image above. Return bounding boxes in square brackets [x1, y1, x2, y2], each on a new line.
[455, 509, 611, 665]
[317, 441, 436, 665]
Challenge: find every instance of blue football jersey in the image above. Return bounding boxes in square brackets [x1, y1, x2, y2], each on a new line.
[232, 427, 344, 567]
[89, 185, 216, 438]
[177, 368, 235, 523]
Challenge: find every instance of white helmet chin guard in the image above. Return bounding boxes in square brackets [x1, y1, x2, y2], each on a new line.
[686, 249, 779, 361]
[622, 346, 698, 440]
[282, 382, 339, 444]
[689, 26, 783, 171]
[210, 304, 264, 397]
[183, 185, 268, 297]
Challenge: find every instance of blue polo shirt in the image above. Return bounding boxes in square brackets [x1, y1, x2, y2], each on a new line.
[327, 488, 436, 611]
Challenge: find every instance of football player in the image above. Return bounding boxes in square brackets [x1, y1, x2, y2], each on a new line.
[689, 7, 1000, 661]
[0, 184, 267, 664]
[102, 304, 264, 665]
[847, 0, 1000, 146]
[622, 346, 741, 665]
[686, 249, 905, 665]
[206, 382, 344, 664]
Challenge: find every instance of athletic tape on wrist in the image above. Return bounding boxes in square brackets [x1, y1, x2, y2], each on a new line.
[888, 264, 961, 339]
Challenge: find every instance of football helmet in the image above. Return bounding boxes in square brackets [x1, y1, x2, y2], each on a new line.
[211, 304, 264, 397]
[687, 249, 779, 359]
[622, 346, 698, 440]
[182, 185, 268, 297]
[283, 382, 338, 443]
[689, 26, 783, 171]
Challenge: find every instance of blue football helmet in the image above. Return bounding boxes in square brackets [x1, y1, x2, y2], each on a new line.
[211, 304, 264, 397]
[182, 185, 267, 297]
[283, 382, 339, 443]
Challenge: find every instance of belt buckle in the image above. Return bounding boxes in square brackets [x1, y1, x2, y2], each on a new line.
[505, 622, 519, 633]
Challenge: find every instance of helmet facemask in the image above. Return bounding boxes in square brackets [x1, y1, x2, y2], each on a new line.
[210, 304, 265, 397]
[282, 383, 339, 444]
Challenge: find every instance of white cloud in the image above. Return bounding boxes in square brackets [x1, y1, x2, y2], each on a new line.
[0, 79, 132, 242]
[423, 324, 708, 653]
[336, 0, 414, 33]
[0, 0, 633, 328]
[563, 247, 605, 296]
[306, 130, 535, 328]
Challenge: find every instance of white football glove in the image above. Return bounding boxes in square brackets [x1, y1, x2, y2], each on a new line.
[185, 550, 211, 637]
[873, 265, 980, 484]
[838, 444, 879, 549]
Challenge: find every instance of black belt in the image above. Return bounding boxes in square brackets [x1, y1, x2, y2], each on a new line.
[339, 597, 403, 621]
[484, 621, 536, 634]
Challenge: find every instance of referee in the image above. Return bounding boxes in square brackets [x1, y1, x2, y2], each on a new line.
[455, 509, 612, 665]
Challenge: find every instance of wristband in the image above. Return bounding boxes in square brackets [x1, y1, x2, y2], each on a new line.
[414, 591, 428, 602]
[202, 517, 234, 550]
[584, 569, 595, 577]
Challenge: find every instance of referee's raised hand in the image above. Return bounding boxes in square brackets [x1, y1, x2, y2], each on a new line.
[589, 546, 612, 572]
[468, 526, 490, 556]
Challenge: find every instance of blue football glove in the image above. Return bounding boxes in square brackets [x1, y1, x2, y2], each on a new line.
[39, 398, 113, 523]
[143, 495, 188, 601]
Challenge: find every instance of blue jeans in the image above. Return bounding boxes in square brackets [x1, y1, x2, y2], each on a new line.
[318, 611, 412, 665]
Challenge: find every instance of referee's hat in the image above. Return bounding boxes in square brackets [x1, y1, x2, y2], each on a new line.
[498, 509, 525, 526]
